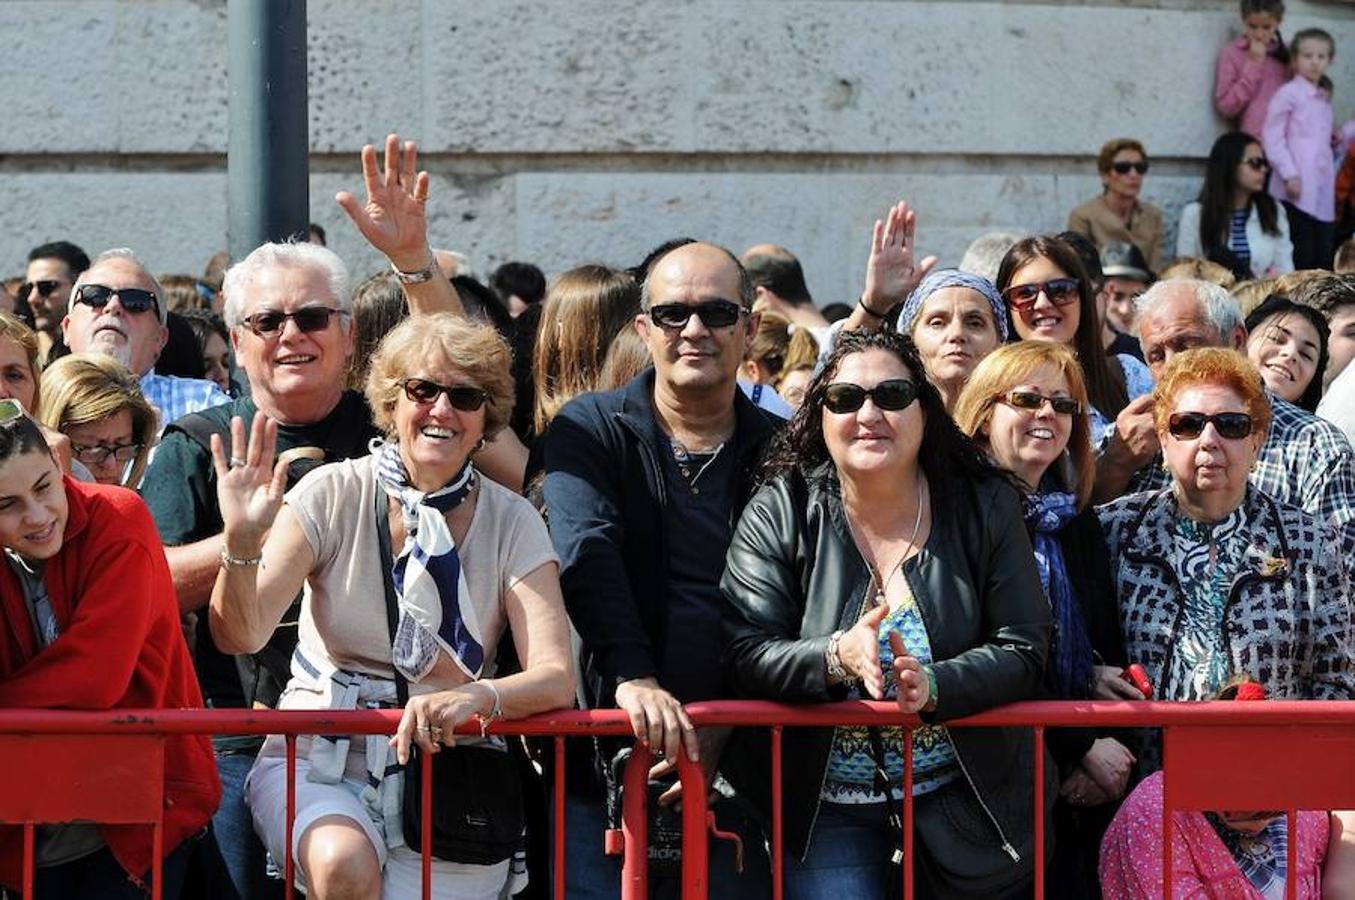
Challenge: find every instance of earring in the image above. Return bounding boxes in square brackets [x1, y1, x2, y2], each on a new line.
[473, 436, 487, 453]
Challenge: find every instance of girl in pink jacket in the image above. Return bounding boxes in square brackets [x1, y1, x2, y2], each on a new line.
[1263, 28, 1337, 268]
[1215, 0, 1290, 141]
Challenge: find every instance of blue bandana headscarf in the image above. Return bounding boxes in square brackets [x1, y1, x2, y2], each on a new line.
[895, 269, 1009, 342]
[1024, 490, 1094, 698]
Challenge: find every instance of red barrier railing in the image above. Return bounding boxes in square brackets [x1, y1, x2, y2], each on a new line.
[3, 700, 1355, 899]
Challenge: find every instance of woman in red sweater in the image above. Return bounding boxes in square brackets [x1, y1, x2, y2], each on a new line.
[0, 401, 219, 898]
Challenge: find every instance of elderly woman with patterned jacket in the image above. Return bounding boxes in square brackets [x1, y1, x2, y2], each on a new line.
[1098, 347, 1355, 708]
[720, 329, 1053, 899]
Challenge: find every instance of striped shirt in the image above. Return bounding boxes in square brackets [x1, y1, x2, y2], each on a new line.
[1229, 210, 1251, 268]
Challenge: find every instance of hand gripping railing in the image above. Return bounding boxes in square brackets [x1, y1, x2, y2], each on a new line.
[3, 700, 1355, 899]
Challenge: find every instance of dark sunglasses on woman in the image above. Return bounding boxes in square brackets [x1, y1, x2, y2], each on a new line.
[1001, 278, 1080, 311]
[647, 299, 745, 330]
[1242, 155, 1269, 171]
[999, 390, 1083, 416]
[401, 378, 491, 411]
[1111, 160, 1149, 175]
[1167, 412, 1253, 440]
[822, 378, 918, 414]
[73, 284, 159, 316]
[241, 307, 347, 337]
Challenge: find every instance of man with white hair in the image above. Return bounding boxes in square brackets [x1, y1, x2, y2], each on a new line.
[61, 248, 229, 428]
[1112, 278, 1355, 545]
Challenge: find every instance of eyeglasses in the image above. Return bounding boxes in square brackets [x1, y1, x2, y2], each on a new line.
[17, 280, 62, 302]
[73, 284, 159, 316]
[70, 441, 142, 466]
[998, 390, 1083, 416]
[1001, 278, 1081, 311]
[240, 307, 346, 337]
[1111, 160, 1150, 175]
[822, 378, 918, 414]
[1242, 155, 1270, 171]
[648, 300, 746, 330]
[401, 378, 492, 411]
[1167, 411, 1254, 440]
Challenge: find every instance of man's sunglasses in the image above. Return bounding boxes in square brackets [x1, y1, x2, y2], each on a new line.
[73, 284, 159, 316]
[822, 378, 918, 414]
[999, 390, 1083, 416]
[17, 280, 62, 301]
[1111, 161, 1150, 175]
[647, 300, 745, 330]
[1001, 278, 1081, 311]
[240, 307, 346, 337]
[1167, 412, 1254, 440]
[401, 378, 491, 411]
[1243, 155, 1270, 171]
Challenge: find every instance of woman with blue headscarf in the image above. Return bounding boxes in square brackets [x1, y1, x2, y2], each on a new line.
[827, 202, 1009, 412]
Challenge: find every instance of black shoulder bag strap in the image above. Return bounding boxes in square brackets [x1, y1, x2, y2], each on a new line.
[375, 488, 410, 709]
[869, 728, 906, 869]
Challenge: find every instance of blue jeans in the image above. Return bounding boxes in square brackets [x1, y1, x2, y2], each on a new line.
[785, 802, 894, 900]
[557, 793, 770, 900]
[195, 750, 278, 900]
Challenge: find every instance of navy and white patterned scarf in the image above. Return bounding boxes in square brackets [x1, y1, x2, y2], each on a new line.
[1025, 491, 1094, 698]
[374, 440, 484, 682]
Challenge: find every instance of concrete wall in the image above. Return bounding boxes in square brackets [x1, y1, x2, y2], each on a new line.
[4, 0, 1353, 302]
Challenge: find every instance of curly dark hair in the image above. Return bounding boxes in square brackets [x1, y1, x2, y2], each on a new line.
[760, 329, 1011, 516]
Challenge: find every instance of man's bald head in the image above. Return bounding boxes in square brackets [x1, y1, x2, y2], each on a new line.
[641, 241, 752, 311]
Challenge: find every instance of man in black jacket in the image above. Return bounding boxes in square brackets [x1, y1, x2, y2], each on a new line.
[542, 241, 778, 897]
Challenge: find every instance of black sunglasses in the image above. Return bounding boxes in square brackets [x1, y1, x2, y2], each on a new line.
[70, 441, 142, 466]
[648, 300, 745, 330]
[73, 284, 159, 316]
[401, 378, 491, 411]
[1001, 278, 1081, 311]
[1111, 160, 1150, 175]
[822, 378, 918, 414]
[1242, 155, 1270, 171]
[1167, 412, 1254, 440]
[999, 390, 1082, 416]
[18, 280, 62, 301]
[241, 307, 346, 337]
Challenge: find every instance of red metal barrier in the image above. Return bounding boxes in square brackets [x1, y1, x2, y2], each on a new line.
[2, 700, 1355, 899]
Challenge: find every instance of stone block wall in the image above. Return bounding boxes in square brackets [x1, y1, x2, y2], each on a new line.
[3, 0, 1352, 302]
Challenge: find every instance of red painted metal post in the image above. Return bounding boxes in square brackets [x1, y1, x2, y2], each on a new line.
[771, 726, 784, 900]
[1286, 810, 1297, 900]
[903, 727, 913, 900]
[677, 752, 709, 900]
[1033, 727, 1044, 900]
[21, 822, 33, 900]
[555, 736, 566, 900]
[421, 748, 433, 900]
[620, 746, 651, 900]
[285, 735, 297, 897]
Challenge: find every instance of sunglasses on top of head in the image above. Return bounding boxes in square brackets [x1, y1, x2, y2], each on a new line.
[1001, 278, 1081, 311]
[240, 307, 346, 337]
[73, 284, 159, 316]
[999, 390, 1083, 416]
[822, 378, 918, 414]
[647, 299, 746, 330]
[17, 280, 62, 301]
[1111, 160, 1150, 175]
[401, 378, 491, 412]
[1167, 411, 1254, 440]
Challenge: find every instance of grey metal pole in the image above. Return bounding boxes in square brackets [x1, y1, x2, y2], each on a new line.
[227, 0, 308, 262]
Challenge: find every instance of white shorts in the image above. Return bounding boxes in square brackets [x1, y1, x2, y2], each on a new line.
[247, 755, 522, 899]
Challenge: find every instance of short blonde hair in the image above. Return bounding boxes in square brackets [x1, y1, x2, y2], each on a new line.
[37, 352, 158, 487]
[364, 313, 514, 440]
[953, 341, 1095, 507]
[1097, 138, 1147, 174]
[1159, 257, 1237, 290]
[1231, 278, 1277, 317]
[1151, 347, 1271, 441]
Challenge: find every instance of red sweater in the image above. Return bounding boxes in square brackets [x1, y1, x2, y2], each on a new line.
[0, 478, 219, 887]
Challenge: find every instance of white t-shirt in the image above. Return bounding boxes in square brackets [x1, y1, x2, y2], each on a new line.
[1318, 364, 1355, 445]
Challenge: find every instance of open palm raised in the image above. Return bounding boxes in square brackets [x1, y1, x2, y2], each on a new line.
[211, 412, 288, 551]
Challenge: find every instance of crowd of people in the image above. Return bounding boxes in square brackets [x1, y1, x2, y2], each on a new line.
[3, 1, 1355, 897]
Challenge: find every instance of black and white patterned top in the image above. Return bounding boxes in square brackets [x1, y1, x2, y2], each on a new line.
[1098, 487, 1355, 704]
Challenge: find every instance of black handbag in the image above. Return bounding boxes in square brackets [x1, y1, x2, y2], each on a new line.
[375, 489, 525, 865]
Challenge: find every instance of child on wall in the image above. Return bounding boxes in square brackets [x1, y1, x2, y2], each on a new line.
[1215, 0, 1290, 140]
[1263, 28, 1339, 269]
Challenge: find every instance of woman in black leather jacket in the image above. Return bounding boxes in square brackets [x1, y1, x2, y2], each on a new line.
[720, 329, 1054, 899]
